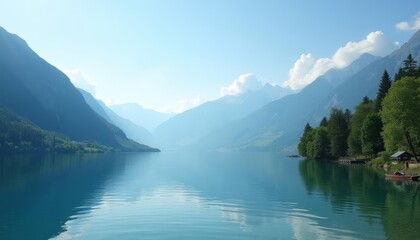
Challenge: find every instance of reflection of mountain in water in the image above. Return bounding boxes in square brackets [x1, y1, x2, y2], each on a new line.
[2, 153, 412, 239]
[0, 153, 152, 239]
[70, 152, 384, 239]
[299, 160, 420, 239]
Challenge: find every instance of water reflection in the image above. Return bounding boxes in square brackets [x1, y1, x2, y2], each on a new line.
[2, 152, 415, 239]
[0, 153, 148, 239]
[299, 160, 420, 239]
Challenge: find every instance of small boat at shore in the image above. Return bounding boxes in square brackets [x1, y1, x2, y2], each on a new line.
[385, 172, 420, 181]
[412, 175, 420, 181]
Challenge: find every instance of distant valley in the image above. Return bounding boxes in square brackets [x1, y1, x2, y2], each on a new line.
[1, 25, 420, 153]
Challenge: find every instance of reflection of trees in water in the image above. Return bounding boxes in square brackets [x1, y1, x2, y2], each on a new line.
[383, 181, 420, 240]
[298, 160, 420, 239]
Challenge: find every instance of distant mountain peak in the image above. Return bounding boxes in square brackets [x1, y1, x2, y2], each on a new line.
[0, 26, 38, 59]
[409, 29, 420, 42]
[262, 82, 276, 89]
[357, 52, 379, 61]
[387, 29, 420, 72]
[110, 103, 175, 132]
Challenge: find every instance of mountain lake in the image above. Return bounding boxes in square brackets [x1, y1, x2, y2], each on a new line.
[0, 152, 419, 239]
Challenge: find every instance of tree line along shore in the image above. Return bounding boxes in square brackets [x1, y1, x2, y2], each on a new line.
[298, 54, 420, 173]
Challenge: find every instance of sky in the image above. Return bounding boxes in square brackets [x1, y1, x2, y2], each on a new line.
[0, 1, 419, 113]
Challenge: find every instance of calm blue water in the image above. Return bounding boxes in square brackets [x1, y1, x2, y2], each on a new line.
[0, 152, 419, 239]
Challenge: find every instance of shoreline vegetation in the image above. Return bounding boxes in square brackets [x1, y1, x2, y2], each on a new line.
[0, 106, 160, 154]
[368, 155, 420, 174]
[298, 54, 420, 175]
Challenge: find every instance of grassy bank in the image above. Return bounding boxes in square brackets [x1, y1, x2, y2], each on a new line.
[367, 155, 420, 174]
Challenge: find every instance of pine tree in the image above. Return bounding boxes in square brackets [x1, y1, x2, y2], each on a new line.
[403, 54, 417, 77]
[312, 127, 330, 159]
[362, 96, 371, 104]
[347, 100, 375, 156]
[303, 123, 313, 134]
[394, 68, 404, 82]
[375, 70, 392, 112]
[344, 109, 352, 123]
[298, 123, 314, 157]
[328, 108, 349, 158]
[360, 113, 384, 157]
[319, 117, 328, 127]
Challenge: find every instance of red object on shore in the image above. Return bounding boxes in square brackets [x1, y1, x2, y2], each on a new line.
[385, 172, 416, 181]
[385, 174, 412, 180]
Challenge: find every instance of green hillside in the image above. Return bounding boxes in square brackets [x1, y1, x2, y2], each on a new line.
[0, 106, 111, 153]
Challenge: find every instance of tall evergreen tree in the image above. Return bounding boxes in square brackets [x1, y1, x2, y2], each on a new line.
[328, 108, 349, 158]
[375, 70, 392, 112]
[319, 117, 328, 127]
[312, 127, 331, 159]
[344, 109, 352, 124]
[298, 123, 314, 157]
[403, 54, 417, 77]
[395, 54, 419, 81]
[362, 96, 371, 104]
[303, 123, 313, 134]
[361, 113, 384, 157]
[347, 100, 375, 156]
[394, 68, 404, 82]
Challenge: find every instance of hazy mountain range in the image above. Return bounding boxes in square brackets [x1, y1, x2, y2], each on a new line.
[192, 30, 420, 152]
[1, 25, 419, 153]
[78, 89, 154, 146]
[0, 26, 157, 152]
[110, 103, 174, 132]
[154, 83, 292, 149]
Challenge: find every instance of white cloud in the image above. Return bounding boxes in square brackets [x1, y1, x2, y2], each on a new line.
[396, 12, 420, 31]
[220, 73, 263, 96]
[332, 31, 400, 66]
[61, 68, 97, 95]
[283, 54, 333, 90]
[282, 31, 399, 90]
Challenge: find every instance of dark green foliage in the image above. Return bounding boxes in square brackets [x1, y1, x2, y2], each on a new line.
[344, 109, 352, 123]
[347, 100, 375, 156]
[402, 54, 417, 77]
[394, 68, 404, 82]
[298, 123, 314, 157]
[375, 70, 392, 112]
[303, 123, 313, 134]
[360, 113, 384, 156]
[298, 124, 331, 160]
[300, 59, 418, 160]
[362, 96, 371, 104]
[381, 77, 420, 162]
[311, 127, 331, 159]
[298, 53, 420, 160]
[299, 108, 351, 160]
[395, 54, 420, 81]
[0, 107, 111, 153]
[319, 117, 328, 127]
[327, 108, 349, 158]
